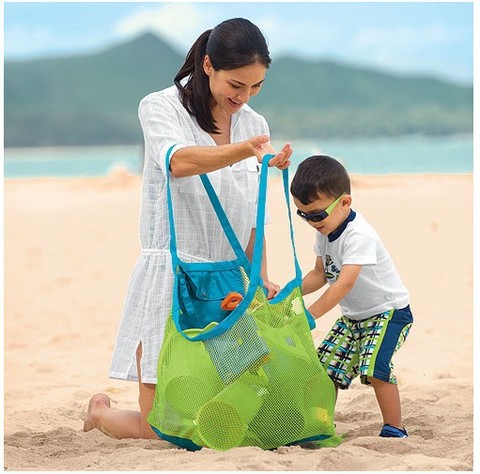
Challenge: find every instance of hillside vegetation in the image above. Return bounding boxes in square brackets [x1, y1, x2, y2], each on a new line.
[5, 32, 472, 147]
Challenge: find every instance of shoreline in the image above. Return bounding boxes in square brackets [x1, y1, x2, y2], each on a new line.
[4, 170, 474, 183]
[4, 131, 473, 151]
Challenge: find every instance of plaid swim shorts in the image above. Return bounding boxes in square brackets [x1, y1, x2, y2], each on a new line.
[317, 306, 413, 389]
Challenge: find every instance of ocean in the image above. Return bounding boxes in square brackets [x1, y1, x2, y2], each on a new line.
[3, 135, 473, 179]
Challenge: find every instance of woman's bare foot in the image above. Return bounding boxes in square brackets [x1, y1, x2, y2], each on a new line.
[83, 393, 111, 432]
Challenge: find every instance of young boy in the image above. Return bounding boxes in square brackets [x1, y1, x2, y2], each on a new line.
[290, 155, 413, 438]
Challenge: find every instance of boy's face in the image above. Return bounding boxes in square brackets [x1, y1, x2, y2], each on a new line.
[293, 193, 352, 236]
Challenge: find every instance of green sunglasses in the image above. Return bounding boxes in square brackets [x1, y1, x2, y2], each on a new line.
[296, 194, 344, 222]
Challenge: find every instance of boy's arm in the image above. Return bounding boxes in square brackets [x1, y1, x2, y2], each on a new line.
[302, 257, 327, 295]
[308, 264, 362, 319]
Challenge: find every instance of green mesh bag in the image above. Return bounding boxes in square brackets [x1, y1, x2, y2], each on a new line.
[147, 150, 341, 451]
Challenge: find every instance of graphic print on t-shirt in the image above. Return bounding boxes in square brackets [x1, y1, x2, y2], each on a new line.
[324, 254, 340, 281]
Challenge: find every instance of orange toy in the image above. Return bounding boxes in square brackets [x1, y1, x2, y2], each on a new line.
[220, 292, 243, 311]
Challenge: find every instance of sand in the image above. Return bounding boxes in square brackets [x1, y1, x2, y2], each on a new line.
[4, 169, 473, 470]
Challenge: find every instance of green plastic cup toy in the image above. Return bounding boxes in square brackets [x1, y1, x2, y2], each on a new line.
[165, 375, 217, 418]
[195, 379, 264, 450]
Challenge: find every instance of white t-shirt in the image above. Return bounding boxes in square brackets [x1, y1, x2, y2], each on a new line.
[314, 210, 409, 320]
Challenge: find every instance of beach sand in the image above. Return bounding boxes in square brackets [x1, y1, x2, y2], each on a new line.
[4, 170, 473, 470]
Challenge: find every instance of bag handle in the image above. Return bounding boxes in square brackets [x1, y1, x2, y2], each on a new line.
[252, 156, 314, 329]
[165, 146, 302, 284]
[165, 147, 312, 340]
[249, 155, 302, 287]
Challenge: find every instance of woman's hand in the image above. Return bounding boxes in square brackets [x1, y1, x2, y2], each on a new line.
[247, 136, 293, 170]
[264, 280, 281, 300]
[261, 141, 292, 170]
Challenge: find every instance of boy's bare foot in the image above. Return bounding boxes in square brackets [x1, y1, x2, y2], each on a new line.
[83, 393, 111, 432]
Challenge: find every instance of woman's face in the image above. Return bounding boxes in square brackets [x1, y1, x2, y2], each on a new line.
[203, 56, 267, 116]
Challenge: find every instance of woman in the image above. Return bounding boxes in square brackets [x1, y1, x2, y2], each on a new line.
[84, 17, 292, 440]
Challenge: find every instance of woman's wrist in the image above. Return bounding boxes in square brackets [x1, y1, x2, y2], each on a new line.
[232, 141, 256, 161]
[212, 142, 255, 167]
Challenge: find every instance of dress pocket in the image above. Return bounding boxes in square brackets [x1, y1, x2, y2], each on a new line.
[177, 263, 246, 331]
[231, 158, 259, 204]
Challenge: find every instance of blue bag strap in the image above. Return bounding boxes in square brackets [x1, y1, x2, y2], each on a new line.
[250, 155, 302, 284]
[248, 154, 270, 287]
[165, 145, 180, 267]
[166, 147, 314, 340]
[166, 146, 303, 287]
[281, 166, 303, 281]
[165, 145, 249, 267]
[199, 173, 250, 264]
[252, 155, 314, 329]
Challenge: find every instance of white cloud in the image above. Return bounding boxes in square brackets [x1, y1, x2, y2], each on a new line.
[114, 3, 207, 52]
[353, 24, 449, 52]
[256, 16, 277, 37]
[347, 24, 453, 75]
[4, 26, 53, 57]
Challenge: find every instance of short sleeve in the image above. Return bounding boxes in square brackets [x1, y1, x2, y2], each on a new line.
[342, 230, 377, 266]
[313, 233, 324, 257]
[138, 93, 188, 174]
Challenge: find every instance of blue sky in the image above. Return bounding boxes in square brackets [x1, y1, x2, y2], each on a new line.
[4, 2, 474, 85]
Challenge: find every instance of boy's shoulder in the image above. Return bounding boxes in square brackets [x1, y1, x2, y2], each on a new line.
[344, 211, 379, 239]
[315, 211, 381, 253]
[314, 211, 376, 254]
[328, 211, 380, 244]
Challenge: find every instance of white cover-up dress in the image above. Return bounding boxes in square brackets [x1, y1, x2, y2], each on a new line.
[109, 85, 270, 383]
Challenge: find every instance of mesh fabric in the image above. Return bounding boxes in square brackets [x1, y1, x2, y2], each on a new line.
[148, 286, 337, 450]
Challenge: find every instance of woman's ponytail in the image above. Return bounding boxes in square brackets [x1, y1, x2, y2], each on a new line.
[174, 30, 214, 132]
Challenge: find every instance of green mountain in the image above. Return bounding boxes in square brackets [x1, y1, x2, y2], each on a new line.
[256, 57, 472, 138]
[4, 32, 472, 147]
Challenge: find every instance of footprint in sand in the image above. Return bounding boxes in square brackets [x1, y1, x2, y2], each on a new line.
[55, 276, 73, 286]
[27, 247, 42, 258]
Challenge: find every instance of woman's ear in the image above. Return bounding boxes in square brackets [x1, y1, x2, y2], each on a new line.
[203, 55, 213, 76]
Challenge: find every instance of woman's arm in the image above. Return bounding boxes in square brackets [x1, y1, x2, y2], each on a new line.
[170, 139, 292, 177]
[245, 229, 280, 300]
[139, 95, 291, 176]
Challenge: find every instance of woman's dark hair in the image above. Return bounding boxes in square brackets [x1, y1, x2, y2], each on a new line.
[290, 155, 351, 205]
[174, 18, 271, 134]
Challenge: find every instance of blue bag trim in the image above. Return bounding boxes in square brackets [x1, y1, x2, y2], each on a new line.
[165, 148, 315, 339]
[151, 424, 331, 451]
[288, 433, 332, 445]
[150, 425, 202, 451]
[268, 277, 316, 330]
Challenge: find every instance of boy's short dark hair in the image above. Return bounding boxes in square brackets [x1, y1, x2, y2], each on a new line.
[290, 155, 351, 205]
